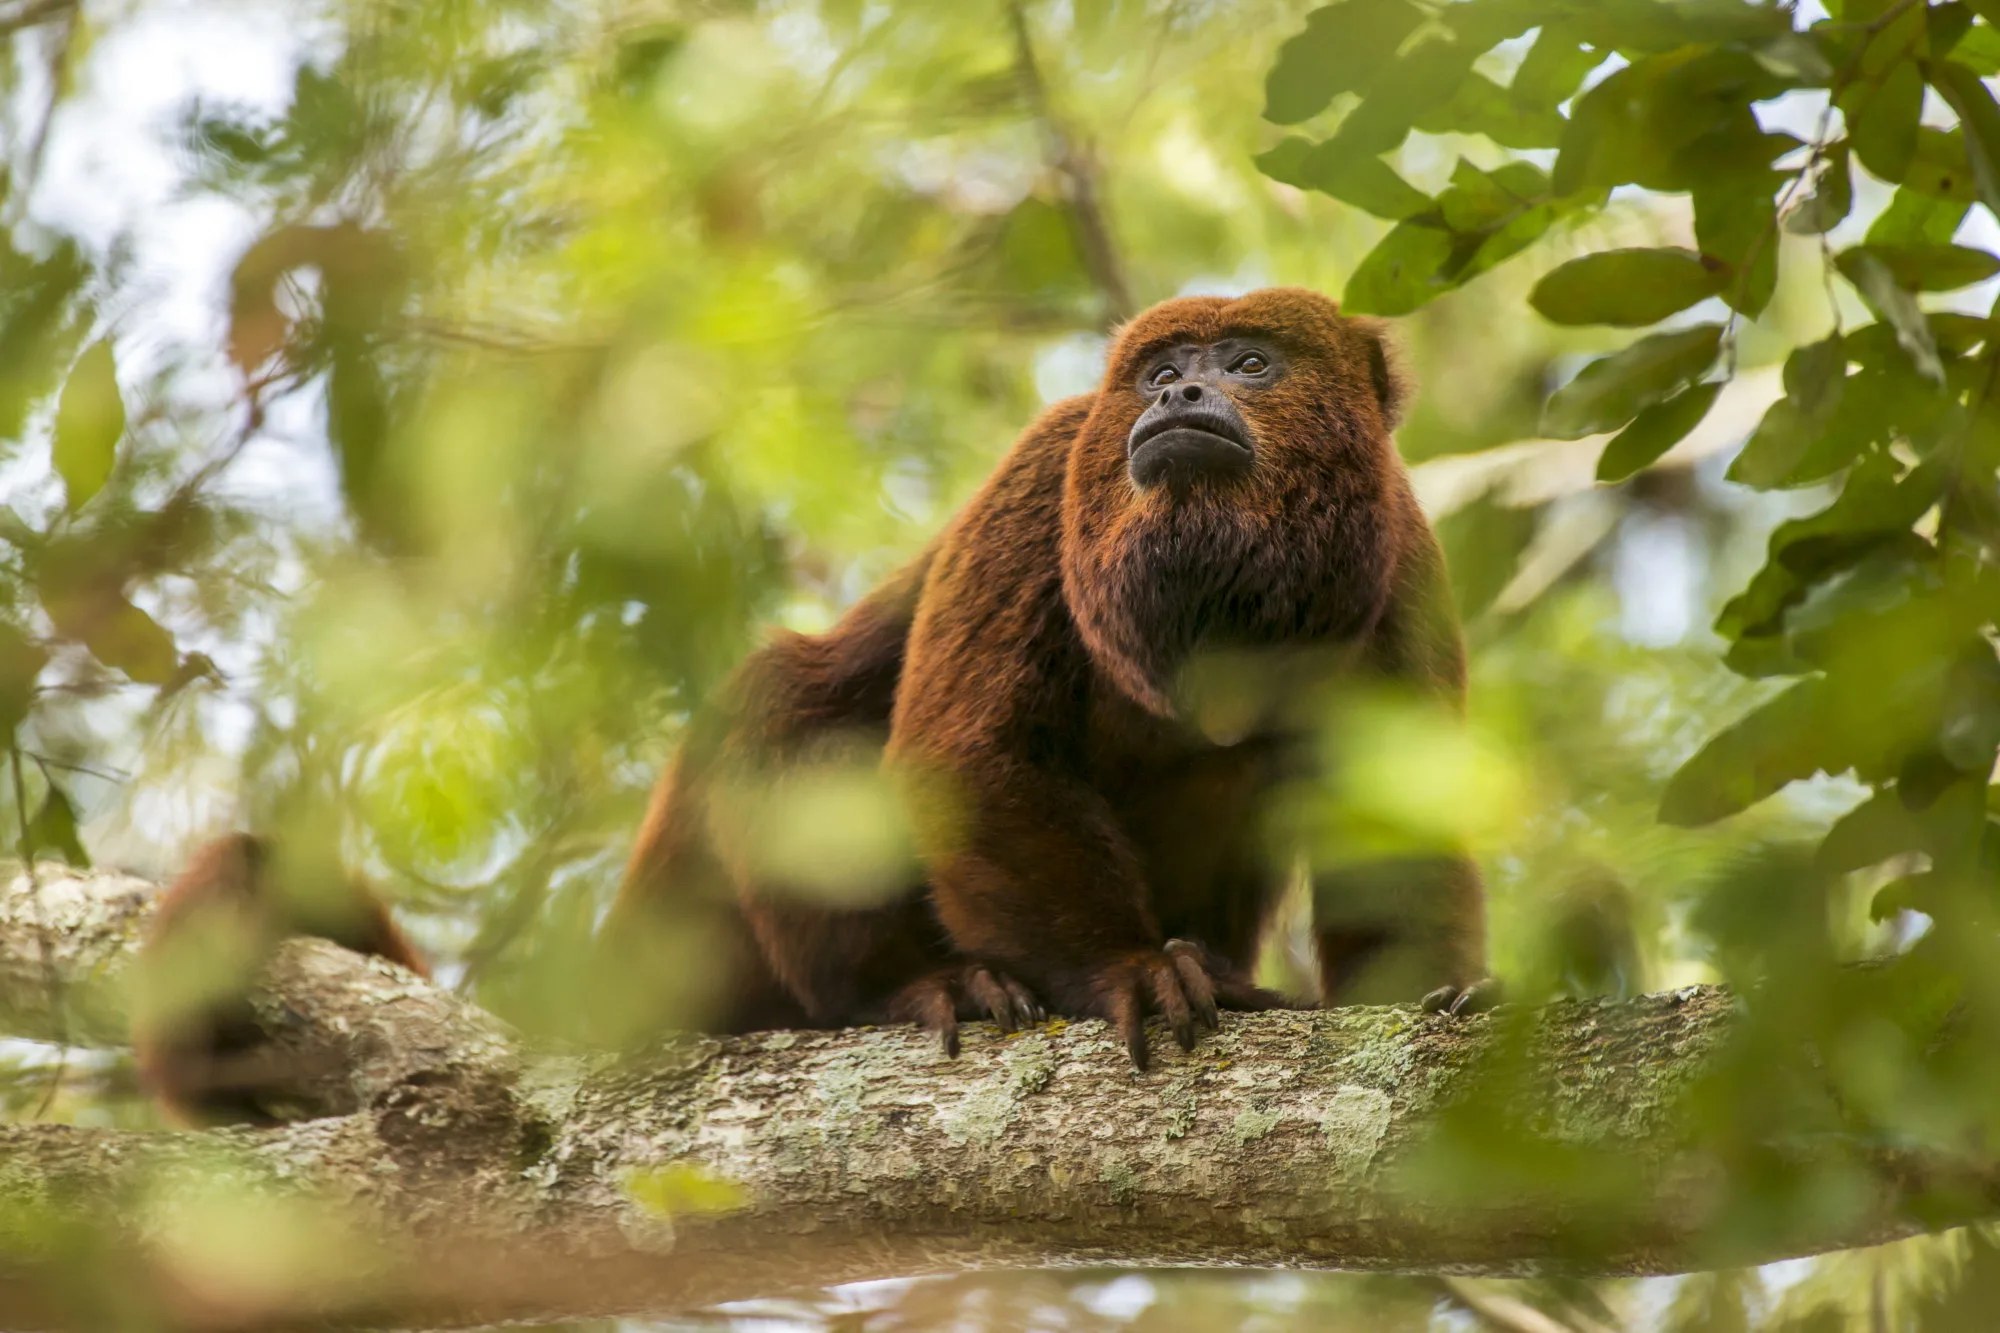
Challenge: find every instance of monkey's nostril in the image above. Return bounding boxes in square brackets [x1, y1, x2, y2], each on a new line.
[1179, 384, 1203, 402]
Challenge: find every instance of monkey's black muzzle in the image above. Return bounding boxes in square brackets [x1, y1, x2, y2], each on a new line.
[1127, 385, 1254, 490]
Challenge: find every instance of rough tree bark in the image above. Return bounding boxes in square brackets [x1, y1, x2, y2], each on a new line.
[0, 863, 1990, 1330]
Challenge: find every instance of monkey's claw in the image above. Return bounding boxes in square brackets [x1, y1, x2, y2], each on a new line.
[886, 961, 1045, 1057]
[1088, 940, 1285, 1071]
[1420, 977, 1503, 1017]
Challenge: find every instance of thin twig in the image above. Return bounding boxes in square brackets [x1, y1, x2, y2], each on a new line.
[8, 744, 68, 1119]
[1007, 2, 1134, 325]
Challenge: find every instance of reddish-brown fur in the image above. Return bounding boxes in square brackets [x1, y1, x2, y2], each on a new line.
[134, 833, 429, 1124]
[613, 287, 1484, 1065]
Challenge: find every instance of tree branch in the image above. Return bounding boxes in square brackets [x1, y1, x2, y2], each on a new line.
[1008, 2, 1135, 324]
[0, 864, 1991, 1329]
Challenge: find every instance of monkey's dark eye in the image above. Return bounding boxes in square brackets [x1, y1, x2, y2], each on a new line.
[1147, 365, 1181, 388]
[1231, 352, 1269, 374]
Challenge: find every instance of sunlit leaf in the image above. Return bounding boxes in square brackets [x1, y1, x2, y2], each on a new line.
[1660, 679, 1849, 825]
[1541, 324, 1724, 439]
[1414, 72, 1565, 150]
[1836, 249, 1945, 382]
[1728, 333, 1847, 490]
[1695, 172, 1781, 318]
[1329, 33, 1479, 158]
[1509, 26, 1602, 109]
[79, 597, 178, 685]
[27, 784, 88, 867]
[0, 239, 86, 444]
[1263, 0, 1425, 125]
[1717, 454, 1946, 641]
[1343, 221, 1454, 316]
[1596, 380, 1722, 483]
[1842, 243, 2000, 292]
[1928, 58, 2000, 222]
[1841, 60, 1924, 182]
[1530, 248, 1728, 327]
[1904, 127, 1979, 202]
[52, 339, 123, 510]
[1256, 139, 1432, 219]
[1868, 186, 1970, 246]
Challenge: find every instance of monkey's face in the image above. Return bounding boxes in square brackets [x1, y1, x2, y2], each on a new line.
[1061, 288, 1413, 717]
[1124, 339, 1280, 492]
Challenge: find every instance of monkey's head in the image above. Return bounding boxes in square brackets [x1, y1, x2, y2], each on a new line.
[1060, 287, 1416, 717]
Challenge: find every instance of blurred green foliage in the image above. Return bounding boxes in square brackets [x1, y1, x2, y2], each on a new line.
[4, 0, 2000, 1326]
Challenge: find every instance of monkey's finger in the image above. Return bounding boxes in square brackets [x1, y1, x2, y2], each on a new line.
[1209, 974, 1288, 1012]
[896, 977, 962, 1057]
[1163, 939, 1220, 1032]
[965, 966, 1020, 1032]
[1144, 955, 1199, 1053]
[1447, 977, 1504, 1017]
[1000, 973, 1045, 1025]
[1106, 979, 1150, 1071]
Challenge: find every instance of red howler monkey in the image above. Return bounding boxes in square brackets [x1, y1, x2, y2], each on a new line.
[139, 286, 1489, 1115]
[606, 286, 1488, 1065]
[883, 287, 1490, 1066]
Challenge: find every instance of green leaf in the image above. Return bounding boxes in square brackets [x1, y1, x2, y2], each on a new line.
[1955, 22, 2000, 76]
[1939, 650, 2000, 774]
[1264, 0, 1426, 125]
[52, 339, 122, 511]
[1542, 324, 1725, 439]
[1258, 139, 1433, 219]
[1596, 380, 1722, 482]
[1414, 72, 1565, 150]
[1330, 33, 1478, 157]
[1729, 334, 1847, 489]
[1837, 248, 1945, 382]
[1437, 158, 1548, 232]
[1904, 128, 1979, 202]
[1871, 871, 1943, 922]
[1783, 142, 1852, 235]
[1694, 173, 1781, 318]
[1841, 61, 1924, 182]
[1555, 51, 1773, 196]
[26, 784, 88, 868]
[1435, 485, 1538, 621]
[1660, 678, 1846, 826]
[1843, 243, 2000, 292]
[1529, 248, 1728, 327]
[1819, 785, 1916, 873]
[1343, 221, 1455, 316]
[0, 621, 47, 742]
[0, 240, 87, 445]
[1717, 453, 1945, 640]
[1251, 136, 1314, 187]
[1730, 398, 1818, 491]
[1509, 26, 1601, 109]
[1927, 59, 2000, 222]
[1866, 187, 1969, 246]
[81, 597, 178, 685]
[1934, 3, 1977, 56]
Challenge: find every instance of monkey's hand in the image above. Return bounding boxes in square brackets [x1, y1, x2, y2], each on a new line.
[1078, 939, 1286, 1071]
[1420, 976, 1504, 1017]
[885, 961, 1046, 1058]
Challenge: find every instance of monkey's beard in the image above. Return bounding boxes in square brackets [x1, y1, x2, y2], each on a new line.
[1064, 473, 1394, 721]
